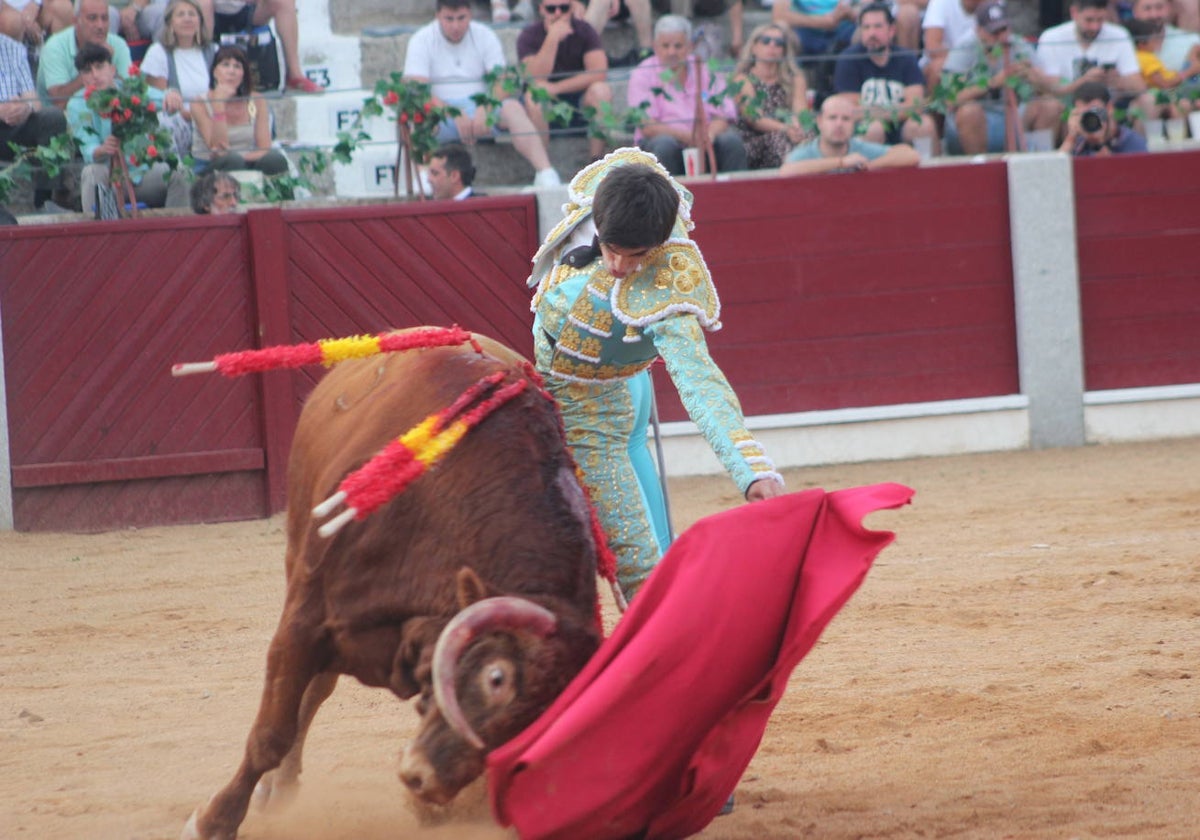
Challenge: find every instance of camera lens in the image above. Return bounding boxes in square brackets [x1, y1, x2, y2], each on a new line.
[1080, 110, 1104, 133]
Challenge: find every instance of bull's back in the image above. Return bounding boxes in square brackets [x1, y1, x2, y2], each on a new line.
[282, 329, 596, 618]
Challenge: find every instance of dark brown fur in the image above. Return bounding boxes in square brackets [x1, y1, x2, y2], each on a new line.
[185, 332, 600, 839]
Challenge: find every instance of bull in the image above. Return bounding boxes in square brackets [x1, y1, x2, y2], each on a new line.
[182, 330, 603, 839]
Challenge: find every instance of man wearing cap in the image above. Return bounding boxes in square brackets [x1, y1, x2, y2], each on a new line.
[941, 0, 1060, 154]
[833, 2, 938, 153]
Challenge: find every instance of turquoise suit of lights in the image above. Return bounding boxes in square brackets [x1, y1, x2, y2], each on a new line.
[530, 148, 783, 600]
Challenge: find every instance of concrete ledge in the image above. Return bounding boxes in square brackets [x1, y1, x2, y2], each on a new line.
[1084, 385, 1200, 443]
[653, 396, 1032, 477]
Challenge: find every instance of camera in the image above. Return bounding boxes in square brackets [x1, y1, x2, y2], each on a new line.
[1079, 107, 1108, 134]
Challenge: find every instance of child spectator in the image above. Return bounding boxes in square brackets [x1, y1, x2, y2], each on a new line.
[68, 42, 189, 214]
[1127, 17, 1200, 118]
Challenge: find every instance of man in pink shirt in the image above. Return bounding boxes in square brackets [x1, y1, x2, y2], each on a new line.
[626, 14, 747, 175]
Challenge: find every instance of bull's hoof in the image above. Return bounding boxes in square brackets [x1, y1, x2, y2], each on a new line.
[180, 802, 236, 840]
[252, 773, 298, 812]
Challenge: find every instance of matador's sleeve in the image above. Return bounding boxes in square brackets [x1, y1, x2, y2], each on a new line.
[644, 315, 783, 494]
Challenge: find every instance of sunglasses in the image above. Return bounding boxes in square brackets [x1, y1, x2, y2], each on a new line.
[756, 35, 786, 47]
[543, 3, 571, 12]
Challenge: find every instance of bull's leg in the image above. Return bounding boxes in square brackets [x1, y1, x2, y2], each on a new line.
[182, 622, 327, 840]
[253, 671, 338, 810]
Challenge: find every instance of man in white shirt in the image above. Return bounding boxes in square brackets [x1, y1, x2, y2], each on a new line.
[403, 0, 561, 187]
[1035, 0, 1146, 97]
[921, 0, 983, 88]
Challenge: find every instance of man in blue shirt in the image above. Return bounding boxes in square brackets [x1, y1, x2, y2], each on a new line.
[833, 2, 936, 150]
[781, 92, 920, 175]
[1059, 80, 1149, 155]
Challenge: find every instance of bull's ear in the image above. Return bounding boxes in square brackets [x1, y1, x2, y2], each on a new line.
[455, 567, 490, 610]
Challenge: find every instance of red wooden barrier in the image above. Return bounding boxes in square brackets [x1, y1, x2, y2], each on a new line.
[1073, 152, 1200, 390]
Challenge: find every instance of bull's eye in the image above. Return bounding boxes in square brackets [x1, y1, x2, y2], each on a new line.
[480, 660, 516, 706]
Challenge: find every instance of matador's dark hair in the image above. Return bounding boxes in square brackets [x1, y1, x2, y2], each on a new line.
[592, 164, 679, 250]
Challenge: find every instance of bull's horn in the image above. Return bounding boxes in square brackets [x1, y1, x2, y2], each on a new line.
[431, 596, 558, 751]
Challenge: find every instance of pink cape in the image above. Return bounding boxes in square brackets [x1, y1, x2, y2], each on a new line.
[487, 483, 914, 839]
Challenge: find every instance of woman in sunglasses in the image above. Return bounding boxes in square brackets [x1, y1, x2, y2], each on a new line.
[732, 23, 812, 169]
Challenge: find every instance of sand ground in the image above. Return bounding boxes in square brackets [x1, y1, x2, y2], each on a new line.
[2, 438, 1197, 839]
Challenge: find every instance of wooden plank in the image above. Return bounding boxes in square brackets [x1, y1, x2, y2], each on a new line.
[247, 207, 295, 514]
[12, 449, 264, 488]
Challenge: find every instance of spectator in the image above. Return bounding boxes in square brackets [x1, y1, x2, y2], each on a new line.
[771, 0, 856, 70]
[403, 0, 562, 188]
[942, 0, 1062, 154]
[780, 91, 920, 174]
[68, 43, 189, 213]
[833, 2, 938, 154]
[690, 0, 746, 61]
[518, 0, 612, 161]
[112, 0, 170, 43]
[1058, 78, 1150, 153]
[190, 168, 239, 212]
[37, 0, 131, 106]
[426, 143, 485, 199]
[0, 0, 74, 43]
[922, 0, 984, 90]
[190, 44, 288, 175]
[209, 0, 320, 93]
[140, 0, 214, 158]
[1036, 0, 1147, 97]
[732, 22, 811, 169]
[0, 31, 68, 209]
[1132, 0, 1200, 74]
[574, 0, 653, 66]
[1126, 17, 1200, 117]
[626, 14, 747, 175]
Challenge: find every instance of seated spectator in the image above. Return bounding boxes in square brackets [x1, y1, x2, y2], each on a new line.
[403, 0, 561, 187]
[518, 0, 612, 161]
[833, 2, 938, 154]
[732, 22, 811, 169]
[68, 43, 189, 213]
[37, 0, 131, 106]
[942, 0, 1062, 154]
[690, 0, 746, 61]
[0, 31, 68, 208]
[780, 92, 919, 174]
[771, 0, 855, 58]
[574, 0, 652, 66]
[1132, 0, 1200, 78]
[209, 0, 320, 92]
[771, 0, 856, 94]
[111, 0, 168, 43]
[190, 44, 288, 175]
[0, 0, 73, 44]
[627, 14, 747, 175]
[190, 168, 239, 212]
[426, 143, 485, 200]
[1127, 17, 1200, 116]
[922, 0, 984, 90]
[1058, 79, 1150, 154]
[140, 0, 214, 158]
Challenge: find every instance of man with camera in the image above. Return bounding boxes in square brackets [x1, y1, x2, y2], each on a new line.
[1058, 80, 1149, 156]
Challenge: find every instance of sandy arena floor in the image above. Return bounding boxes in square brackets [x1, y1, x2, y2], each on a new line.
[2, 438, 1197, 839]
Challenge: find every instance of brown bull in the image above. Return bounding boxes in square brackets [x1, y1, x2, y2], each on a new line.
[182, 331, 602, 840]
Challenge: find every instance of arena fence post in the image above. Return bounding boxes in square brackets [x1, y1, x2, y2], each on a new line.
[1006, 153, 1086, 449]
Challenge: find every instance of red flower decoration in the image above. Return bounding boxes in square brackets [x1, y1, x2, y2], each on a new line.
[413, 112, 424, 124]
[131, 95, 141, 105]
[129, 154, 139, 165]
[148, 102, 156, 112]
[398, 111, 408, 123]
[383, 90, 399, 106]
[84, 85, 95, 100]
[423, 101, 433, 113]
[129, 64, 140, 75]
[147, 145, 158, 158]
[124, 109, 132, 118]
